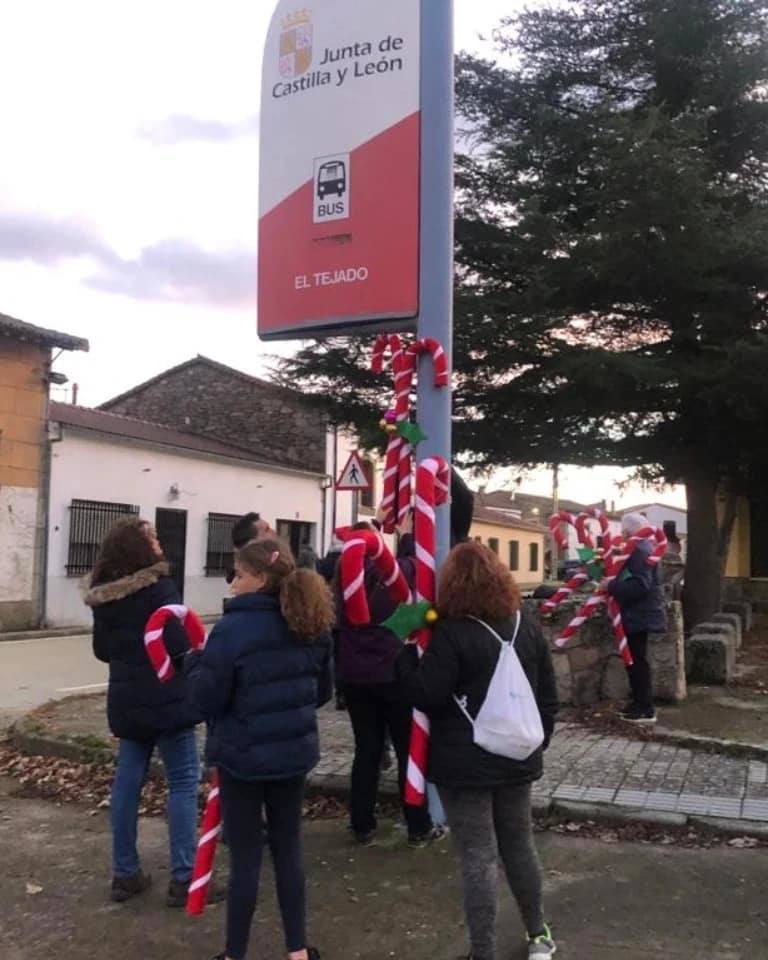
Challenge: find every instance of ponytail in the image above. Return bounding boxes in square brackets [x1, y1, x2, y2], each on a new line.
[237, 538, 334, 641]
[280, 568, 335, 641]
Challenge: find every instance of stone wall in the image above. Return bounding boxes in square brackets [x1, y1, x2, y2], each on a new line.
[101, 357, 326, 474]
[525, 599, 686, 707]
[724, 577, 768, 613]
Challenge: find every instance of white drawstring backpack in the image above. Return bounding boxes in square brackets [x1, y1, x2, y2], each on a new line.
[454, 611, 545, 761]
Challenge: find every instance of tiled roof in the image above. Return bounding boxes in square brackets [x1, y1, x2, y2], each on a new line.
[472, 493, 548, 533]
[0, 312, 89, 352]
[48, 402, 324, 477]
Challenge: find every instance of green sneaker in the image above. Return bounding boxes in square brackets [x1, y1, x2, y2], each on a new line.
[528, 924, 556, 958]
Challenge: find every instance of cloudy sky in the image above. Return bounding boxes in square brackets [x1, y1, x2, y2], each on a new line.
[0, 0, 684, 508]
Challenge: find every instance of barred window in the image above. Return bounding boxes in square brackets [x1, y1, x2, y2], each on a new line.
[509, 540, 520, 571]
[530, 542, 540, 573]
[66, 499, 140, 576]
[205, 513, 240, 576]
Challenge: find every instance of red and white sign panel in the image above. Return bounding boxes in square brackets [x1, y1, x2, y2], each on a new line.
[336, 451, 372, 491]
[258, 0, 421, 340]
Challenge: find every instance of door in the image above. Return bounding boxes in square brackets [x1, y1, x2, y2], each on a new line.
[155, 508, 188, 599]
[276, 520, 315, 559]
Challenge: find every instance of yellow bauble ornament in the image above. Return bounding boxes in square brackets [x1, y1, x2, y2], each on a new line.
[425, 608, 439, 625]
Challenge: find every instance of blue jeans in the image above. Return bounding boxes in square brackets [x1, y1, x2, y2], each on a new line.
[111, 729, 200, 882]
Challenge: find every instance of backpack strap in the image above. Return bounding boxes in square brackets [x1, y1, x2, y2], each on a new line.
[453, 611, 522, 723]
[467, 611, 522, 647]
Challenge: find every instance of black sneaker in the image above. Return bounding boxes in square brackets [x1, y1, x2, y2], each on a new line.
[352, 828, 377, 846]
[408, 824, 448, 848]
[620, 704, 657, 724]
[307, 949, 321, 960]
[166, 878, 227, 908]
[110, 870, 152, 903]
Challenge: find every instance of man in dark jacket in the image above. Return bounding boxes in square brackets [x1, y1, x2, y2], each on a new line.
[336, 520, 435, 846]
[608, 512, 667, 724]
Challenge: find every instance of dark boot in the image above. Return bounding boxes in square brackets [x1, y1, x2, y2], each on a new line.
[166, 878, 227, 908]
[110, 870, 152, 903]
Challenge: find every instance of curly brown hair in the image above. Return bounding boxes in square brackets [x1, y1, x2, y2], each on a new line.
[437, 540, 521, 621]
[237, 538, 334, 641]
[90, 517, 162, 586]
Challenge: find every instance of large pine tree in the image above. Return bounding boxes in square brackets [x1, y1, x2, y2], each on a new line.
[278, 0, 768, 627]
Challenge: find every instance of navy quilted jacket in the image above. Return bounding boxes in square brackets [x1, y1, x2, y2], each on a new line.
[185, 592, 333, 781]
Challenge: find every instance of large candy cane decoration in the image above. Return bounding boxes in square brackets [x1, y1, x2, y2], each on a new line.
[372, 335, 417, 533]
[556, 525, 668, 664]
[405, 456, 450, 807]
[336, 526, 411, 626]
[408, 337, 450, 387]
[143, 604, 206, 681]
[186, 772, 221, 917]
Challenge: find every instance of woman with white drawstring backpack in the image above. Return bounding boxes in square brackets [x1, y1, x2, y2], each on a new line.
[397, 540, 559, 960]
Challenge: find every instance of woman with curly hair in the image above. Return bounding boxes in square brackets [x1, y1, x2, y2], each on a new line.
[186, 538, 334, 960]
[397, 540, 559, 960]
[84, 516, 203, 906]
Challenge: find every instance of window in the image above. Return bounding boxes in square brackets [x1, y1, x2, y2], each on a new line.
[66, 498, 140, 576]
[509, 540, 520, 571]
[276, 520, 316, 559]
[488, 537, 499, 555]
[474, 535, 482, 543]
[359, 458, 376, 510]
[205, 513, 240, 576]
[530, 542, 540, 572]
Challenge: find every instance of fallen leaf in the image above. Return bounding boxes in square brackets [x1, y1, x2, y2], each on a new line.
[25, 883, 43, 895]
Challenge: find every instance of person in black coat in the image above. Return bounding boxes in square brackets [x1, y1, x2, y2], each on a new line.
[85, 517, 202, 907]
[608, 512, 667, 724]
[186, 538, 333, 960]
[397, 540, 558, 960]
[335, 513, 437, 847]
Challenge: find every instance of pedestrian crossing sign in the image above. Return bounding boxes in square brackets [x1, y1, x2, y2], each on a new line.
[336, 452, 371, 491]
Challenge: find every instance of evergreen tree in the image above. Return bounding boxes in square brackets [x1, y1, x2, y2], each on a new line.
[278, 0, 768, 626]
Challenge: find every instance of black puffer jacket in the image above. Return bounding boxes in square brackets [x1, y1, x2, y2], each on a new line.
[396, 611, 558, 788]
[86, 563, 202, 741]
[185, 592, 333, 781]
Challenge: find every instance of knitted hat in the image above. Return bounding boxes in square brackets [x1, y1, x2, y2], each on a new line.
[621, 512, 647, 535]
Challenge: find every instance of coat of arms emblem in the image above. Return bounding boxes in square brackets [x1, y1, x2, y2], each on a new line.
[280, 9, 313, 79]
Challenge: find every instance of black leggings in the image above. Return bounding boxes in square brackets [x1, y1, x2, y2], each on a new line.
[218, 769, 307, 959]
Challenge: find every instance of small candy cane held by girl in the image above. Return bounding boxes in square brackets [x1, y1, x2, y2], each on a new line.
[405, 456, 450, 807]
[186, 771, 222, 916]
[336, 526, 411, 626]
[143, 604, 206, 682]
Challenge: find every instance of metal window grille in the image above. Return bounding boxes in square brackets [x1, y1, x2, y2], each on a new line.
[66, 499, 140, 576]
[205, 513, 240, 576]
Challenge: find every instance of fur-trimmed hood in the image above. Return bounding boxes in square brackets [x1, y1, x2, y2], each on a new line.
[82, 562, 170, 608]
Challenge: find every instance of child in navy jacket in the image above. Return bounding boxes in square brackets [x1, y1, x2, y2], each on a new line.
[187, 538, 333, 960]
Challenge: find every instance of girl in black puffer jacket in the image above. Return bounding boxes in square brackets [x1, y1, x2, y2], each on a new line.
[397, 541, 559, 960]
[85, 517, 202, 908]
[186, 538, 333, 960]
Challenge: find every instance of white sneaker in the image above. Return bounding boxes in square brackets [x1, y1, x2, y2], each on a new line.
[528, 924, 557, 958]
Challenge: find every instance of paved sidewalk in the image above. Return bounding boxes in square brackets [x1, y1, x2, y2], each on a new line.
[11, 695, 768, 833]
[312, 710, 768, 828]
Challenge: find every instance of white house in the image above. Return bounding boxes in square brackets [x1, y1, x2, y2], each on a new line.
[46, 402, 356, 627]
[619, 502, 687, 557]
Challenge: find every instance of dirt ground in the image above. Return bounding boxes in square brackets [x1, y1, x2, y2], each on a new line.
[1, 775, 766, 960]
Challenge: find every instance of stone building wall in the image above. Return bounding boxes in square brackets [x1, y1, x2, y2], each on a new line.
[101, 357, 326, 474]
[525, 598, 686, 707]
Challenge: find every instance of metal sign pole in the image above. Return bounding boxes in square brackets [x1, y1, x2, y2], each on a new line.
[416, 0, 454, 569]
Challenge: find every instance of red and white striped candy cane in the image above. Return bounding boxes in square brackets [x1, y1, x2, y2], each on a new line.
[186, 772, 221, 917]
[336, 526, 411, 626]
[540, 571, 590, 613]
[575, 507, 610, 550]
[143, 604, 206, 682]
[548, 510, 577, 552]
[372, 335, 417, 533]
[405, 456, 450, 807]
[408, 337, 450, 387]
